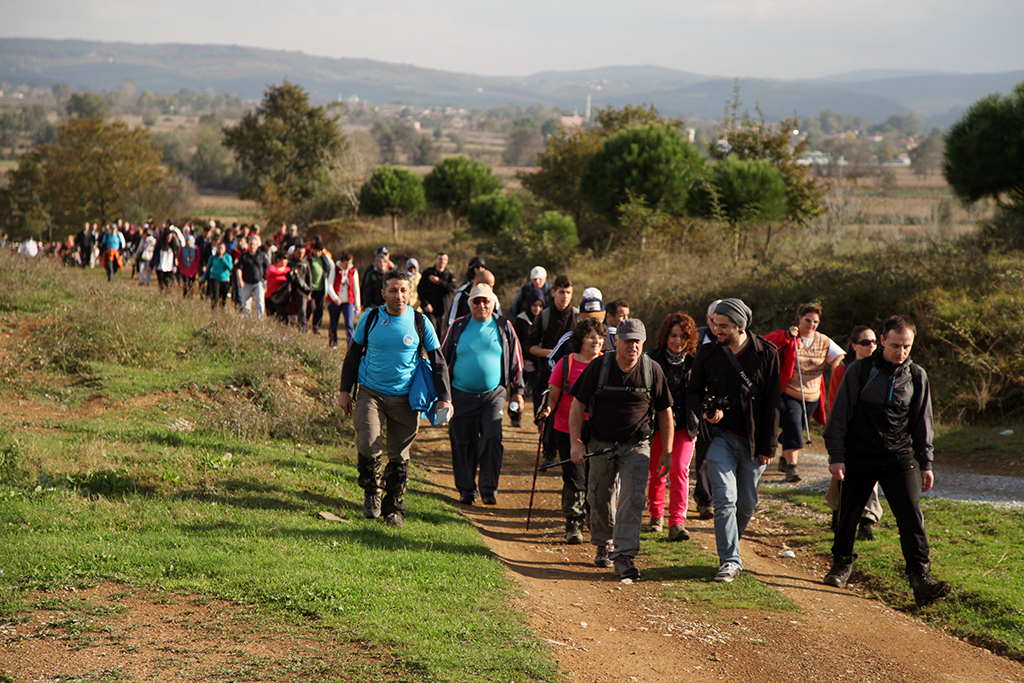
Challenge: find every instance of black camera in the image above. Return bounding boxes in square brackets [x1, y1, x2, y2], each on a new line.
[702, 395, 731, 416]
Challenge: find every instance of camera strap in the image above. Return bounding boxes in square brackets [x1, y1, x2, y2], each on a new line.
[722, 346, 755, 390]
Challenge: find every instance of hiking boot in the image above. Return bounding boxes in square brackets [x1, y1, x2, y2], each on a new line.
[785, 464, 802, 483]
[698, 505, 714, 520]
[777, 456, 787, 473]
[907, 568, 952, 606]
[481, 493, 497, 506]
[824, 557, 854, 587]
[459, 491, 475, 505]
[614, 556, 640, 580]
[714, 561, 742, 583]
[649, 516, 663, 533]
[668, 525, 690, 542]
[594, 544, 613, 568]
[857, 518, 877, 541]
[363, 489, 382, 519]
[565, 520, 584, 545]
[385, 511, 404, 528]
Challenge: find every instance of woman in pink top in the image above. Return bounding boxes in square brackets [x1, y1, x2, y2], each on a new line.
[264, 251, 291, 322]
[536, 318, 606, 545]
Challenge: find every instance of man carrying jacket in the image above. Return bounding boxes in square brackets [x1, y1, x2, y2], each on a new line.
[822, 315, 951, 606]
[441, 283, 524, 506]
[687, 298, 781, 584]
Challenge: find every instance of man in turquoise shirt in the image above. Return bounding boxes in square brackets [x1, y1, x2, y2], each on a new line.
[339, 269, 452, 527]
[441, 283, 524, 506]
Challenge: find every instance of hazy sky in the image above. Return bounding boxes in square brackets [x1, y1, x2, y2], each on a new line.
[6, 0, 1024, 79]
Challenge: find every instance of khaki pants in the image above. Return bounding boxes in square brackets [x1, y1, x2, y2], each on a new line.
[354, 385, 420, 516]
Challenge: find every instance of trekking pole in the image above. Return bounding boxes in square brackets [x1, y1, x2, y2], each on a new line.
[525, 432, 543, 531]
[794, 346, 813, 445]
[538, 446, 616, 472]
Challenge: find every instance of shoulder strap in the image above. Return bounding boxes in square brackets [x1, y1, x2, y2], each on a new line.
[414, 310, 426, 355]
[540, 307, 551, 334]
[359, 308, 382, 360]
[563, 353, 573, 391]
[858, 355, 875, 395]
[722, 344, 755, 390]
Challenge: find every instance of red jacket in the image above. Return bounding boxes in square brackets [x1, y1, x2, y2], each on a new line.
[763, 329, 828, 427]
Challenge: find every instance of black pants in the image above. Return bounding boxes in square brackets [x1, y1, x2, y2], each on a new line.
[156, 270, 173, 291]
[449, 386, 506, 496]
[308, 290, 325, 331]
[832, 455, 931, 574]
[692, 430, 713, 508]
[209, 280, 229, 310]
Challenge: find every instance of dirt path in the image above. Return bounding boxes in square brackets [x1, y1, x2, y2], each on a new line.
[413, 420, 1024, 683]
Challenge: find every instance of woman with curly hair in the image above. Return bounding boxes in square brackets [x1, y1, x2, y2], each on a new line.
[646, 311, 700, 541]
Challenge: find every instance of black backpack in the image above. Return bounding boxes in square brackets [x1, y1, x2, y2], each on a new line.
[588, 351, 657, 441]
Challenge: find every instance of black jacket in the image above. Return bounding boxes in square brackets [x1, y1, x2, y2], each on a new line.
[648, 348, 698, 438]
[686, 335, 781, 461]
[362, 266, 387, 308]
[823, 349, 934, 469]
[287, 258, 313, 295]
[441, 313, 525, 396]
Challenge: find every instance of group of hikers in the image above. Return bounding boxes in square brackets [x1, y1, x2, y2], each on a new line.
[337, 256, 952, 607]
[30, 217, 951, 606]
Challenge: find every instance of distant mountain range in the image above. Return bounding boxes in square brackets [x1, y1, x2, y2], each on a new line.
[2, 38, 1022, 127]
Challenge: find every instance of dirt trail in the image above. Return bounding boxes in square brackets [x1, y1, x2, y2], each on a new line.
[413, 420, 1024, 683]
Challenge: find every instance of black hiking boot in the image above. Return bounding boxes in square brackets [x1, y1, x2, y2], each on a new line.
[857, 518, 877, 541]
[907, 568, 952, 606]
[824, 555, 854, 587]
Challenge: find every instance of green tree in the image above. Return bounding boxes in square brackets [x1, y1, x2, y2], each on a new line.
[65, 92, 110, 120]
[468, 193, 523, 234]
[422, 156, 502, 226]
[517, 127, 604, 226]
[358, 164, 426, 238]
[910, 135, 945, 179]
[943, 82, 1024, 207]
[222, 80, 345, 220]
[502, 126, 543, 166]
[594, 103, 666, 134]
[689, 156, 788, 260]
[0, 118, 182, 238]
[581, 123, 704, 241]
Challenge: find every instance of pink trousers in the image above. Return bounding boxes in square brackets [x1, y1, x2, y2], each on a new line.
[647, 429, 695, 527]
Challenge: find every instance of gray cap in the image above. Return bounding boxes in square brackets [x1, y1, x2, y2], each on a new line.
[616, 318, 647, 342]
[714, 298, 752, 330]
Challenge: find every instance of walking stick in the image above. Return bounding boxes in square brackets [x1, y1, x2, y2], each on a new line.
[525, 432, 543, 531]
[794, 341, 813, 445]
[538, 446, 616, 472]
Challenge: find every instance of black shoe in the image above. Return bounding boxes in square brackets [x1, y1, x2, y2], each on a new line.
[385, 511, 404, 528]
[459, 491, 475, 505]
[363, 489, 382, 519]
[857, 519, 877, 541]
[594, 544, 613, 568]
[698, 505, 714, 520]
[481, 493, 497, 505]
[824, 557, 854, 587]
[907, 569, 952, 606]
[785, 464, 802, 483]
[510, 414, 522, 428]
[614, 556, 640, 580]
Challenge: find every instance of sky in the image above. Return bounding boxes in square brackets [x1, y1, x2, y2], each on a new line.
[5, 0, 1024, 79]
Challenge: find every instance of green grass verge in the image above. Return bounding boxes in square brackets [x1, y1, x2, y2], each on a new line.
[641, 530, 800, 614]
[768, 489, 1024, 661]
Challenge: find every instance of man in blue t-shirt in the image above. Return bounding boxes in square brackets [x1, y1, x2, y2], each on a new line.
[339, 269, 452, 527]
[440, 283, 524, 506]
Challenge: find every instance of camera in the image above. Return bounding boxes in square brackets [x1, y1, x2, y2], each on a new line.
[702, 395, 731, 417]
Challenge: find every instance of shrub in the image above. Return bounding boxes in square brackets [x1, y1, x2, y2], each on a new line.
[467, 193, 523, 234]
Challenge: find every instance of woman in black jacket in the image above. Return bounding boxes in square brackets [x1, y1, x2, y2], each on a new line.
[646, 311, 699, 541]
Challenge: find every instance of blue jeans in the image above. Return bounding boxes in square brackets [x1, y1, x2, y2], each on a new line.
[707, 431, 766, 567]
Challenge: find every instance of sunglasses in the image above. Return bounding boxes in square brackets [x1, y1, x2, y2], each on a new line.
[854, 338, 877, 347]
[471, 298, 492, 305]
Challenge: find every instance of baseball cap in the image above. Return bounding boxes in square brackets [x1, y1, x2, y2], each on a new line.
[529, 266, 546, 280]
[376, 246, 390, 256]
[616, 318, 647, 342]
[468, 283, 497, 305]
[580, 297, 605, 319]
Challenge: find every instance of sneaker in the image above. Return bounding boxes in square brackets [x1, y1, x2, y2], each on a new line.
[614, 556, 641, 580]
[481, 493, 497, 506]
[907, 569, 952, 606]
[459, 491, 475, 505]
[785, 464, 802, 483]
[363, 490, 382, 519]
[698, 506, 714, 520]
[649, 516, 663, 533]
[857, 519, 877, 541]
[385, 511, 404, 528]
[668, 525, 690, 542]
[594, 544, 613, 568]
[713, 562, 742, 583]
[824, 558, 854, 587]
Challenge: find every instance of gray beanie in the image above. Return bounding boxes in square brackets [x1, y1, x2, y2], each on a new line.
[715, 298, 752, 330]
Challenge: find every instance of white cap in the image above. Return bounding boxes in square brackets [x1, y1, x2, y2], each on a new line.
[529, 266, 547, 280]
[581, 287, 603, 301]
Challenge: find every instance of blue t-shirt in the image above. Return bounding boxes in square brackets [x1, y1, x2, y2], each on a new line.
[452, 317, 502, 394]
[355, 306, 440, 396]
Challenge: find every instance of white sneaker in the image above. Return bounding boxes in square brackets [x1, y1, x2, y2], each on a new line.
[714, 562, 742, 583]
